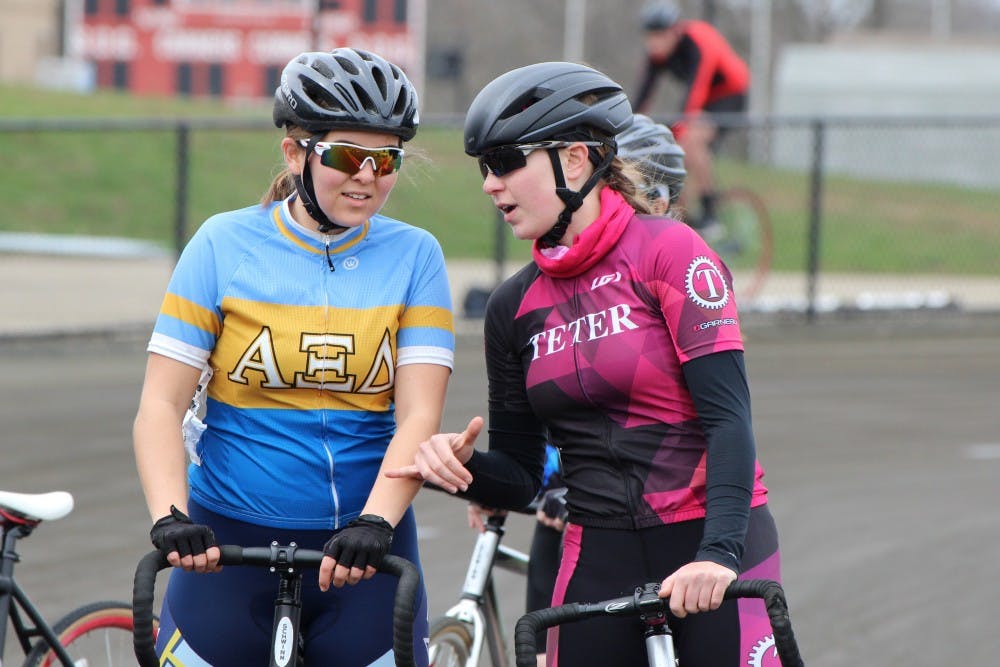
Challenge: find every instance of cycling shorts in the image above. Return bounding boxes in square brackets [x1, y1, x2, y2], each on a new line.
[547, 504, 779, 667]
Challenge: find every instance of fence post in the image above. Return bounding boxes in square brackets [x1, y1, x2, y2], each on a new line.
[174, 122, 190, 260]
[805, 119, 826, 322]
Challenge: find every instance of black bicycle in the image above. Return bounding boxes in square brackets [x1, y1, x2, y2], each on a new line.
[514, 578, 804, 667]
[133, 544, 421, 667]
[1, 489, 139, 667]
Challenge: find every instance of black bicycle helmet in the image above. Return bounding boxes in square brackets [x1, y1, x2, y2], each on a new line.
[616, 114, 686, 203]
[640, 1, 681, 31]
[463, 62, 633, 247]
[463, 61, 632, 156]
[273, 48, 419, 141]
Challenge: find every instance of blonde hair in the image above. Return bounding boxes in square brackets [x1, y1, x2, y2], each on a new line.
[261, 125, 312, 205]
[597, 147, 653, 215]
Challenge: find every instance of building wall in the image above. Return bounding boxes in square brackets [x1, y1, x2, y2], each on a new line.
[771, 37, 1000, 188]
[0, 0, 61, 84]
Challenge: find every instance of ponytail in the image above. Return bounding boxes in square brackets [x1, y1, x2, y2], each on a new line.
[260, 125, 312, 206]
[602, 155, 652, 215]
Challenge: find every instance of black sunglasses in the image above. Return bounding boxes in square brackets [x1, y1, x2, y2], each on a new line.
[477, 141, 602, 179]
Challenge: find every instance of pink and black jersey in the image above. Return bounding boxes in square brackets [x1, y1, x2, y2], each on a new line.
[480, 188, 768, 531]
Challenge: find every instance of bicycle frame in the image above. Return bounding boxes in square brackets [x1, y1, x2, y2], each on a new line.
[0, 491, 97, 667]
[0, 522, 83, 667]
[432, 514, 529, 667]
[132, 544, 421, 667]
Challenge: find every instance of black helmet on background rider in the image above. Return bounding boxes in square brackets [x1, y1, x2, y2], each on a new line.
[272, 48, 419, 232]
[616, 114, 686, 204]
[640, 1, 681, 31]
[463, 61, 633, 246]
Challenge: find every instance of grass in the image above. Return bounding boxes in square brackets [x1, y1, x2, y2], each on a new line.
[2, 83, 997, 275]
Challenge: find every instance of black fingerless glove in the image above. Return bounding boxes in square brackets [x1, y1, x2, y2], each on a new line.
[322, 514, 394, 571]
[540, 488, 569, 523]
[150, 505, 217, 558]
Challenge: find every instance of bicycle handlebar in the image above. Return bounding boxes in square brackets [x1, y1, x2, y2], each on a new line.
[513, 578, 804, 667]
[133, 546, 421, 667]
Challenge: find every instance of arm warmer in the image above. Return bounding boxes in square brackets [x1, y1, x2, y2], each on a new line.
[461, 409, 548, 511]
[681, 350, 756, 572]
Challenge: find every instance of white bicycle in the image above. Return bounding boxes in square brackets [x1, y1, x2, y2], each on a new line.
[427, 513, 530, 667]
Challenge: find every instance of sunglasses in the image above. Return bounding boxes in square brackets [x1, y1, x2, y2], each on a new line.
[477, 140, 603, 179]
[301, 140, 405, 176]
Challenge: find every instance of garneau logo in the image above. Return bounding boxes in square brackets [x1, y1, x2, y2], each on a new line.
[691, 317, 738, 332]
[528, 304, 638, 360]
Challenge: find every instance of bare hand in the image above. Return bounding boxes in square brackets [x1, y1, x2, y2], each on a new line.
[657, 560, 737, 618]
[384, 416, 483, 493]
[467, 502, 506, 532]
[319, 557, 376, 590]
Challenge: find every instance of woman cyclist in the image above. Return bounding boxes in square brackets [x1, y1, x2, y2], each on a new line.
[132, 48, 453, 667]
[388, 61, 781, 667]
[467, 113, 689, 667]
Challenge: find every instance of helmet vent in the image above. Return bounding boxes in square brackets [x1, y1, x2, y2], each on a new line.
[311, 59, 335, 79]
[332, 82, 357, 112]
[497, 91, 544, 121]
[392, 90, 408, 117]
[351, 81, 377, 113]
[371, 67, 389, 102]
[334, 55, 361, 76]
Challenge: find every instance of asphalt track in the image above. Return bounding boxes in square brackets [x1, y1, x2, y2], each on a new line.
[2, 319, 999, 666]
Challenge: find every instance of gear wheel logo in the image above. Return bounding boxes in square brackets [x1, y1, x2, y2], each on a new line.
[685, 255, 729, 310]
[747, 633, 779, 667]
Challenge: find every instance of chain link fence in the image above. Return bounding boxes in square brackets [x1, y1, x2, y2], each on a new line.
[1, 114, 998, 323]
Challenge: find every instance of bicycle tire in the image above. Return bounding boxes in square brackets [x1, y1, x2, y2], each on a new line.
[713, 187, 773, 301]
[427, 616, 474, 667]
[24, 600, 148, 667]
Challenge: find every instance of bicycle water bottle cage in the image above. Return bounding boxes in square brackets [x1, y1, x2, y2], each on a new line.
[635, 583, 668, 627]
[269, 542, 299, 574]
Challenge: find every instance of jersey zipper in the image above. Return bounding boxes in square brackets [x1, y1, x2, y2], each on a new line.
[320, 234, 341, 528]
[570, 275, 639, 528]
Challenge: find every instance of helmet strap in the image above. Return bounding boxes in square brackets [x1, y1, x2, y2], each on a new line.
[540, 146, 615, 247]
[293, 134, 349, 234]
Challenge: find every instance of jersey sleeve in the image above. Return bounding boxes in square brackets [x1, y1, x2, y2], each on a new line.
[646, 223, 743, 364]
[148, 221, 225, 368]
[396, 233, 455, 370]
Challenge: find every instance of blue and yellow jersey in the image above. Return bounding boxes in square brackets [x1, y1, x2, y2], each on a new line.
[148, 199, 454, 530]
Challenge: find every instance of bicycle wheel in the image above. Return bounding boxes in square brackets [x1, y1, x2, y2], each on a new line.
[712, 187, 773, 301]
[23, 600, 146, 667]
[428, 616, 474, 667]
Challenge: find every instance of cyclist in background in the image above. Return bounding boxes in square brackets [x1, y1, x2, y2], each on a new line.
[617, 113, 687, 216]
[389, 61, 782, 667]
[633, 1, 749, 236]
[132, 47, 453, 667]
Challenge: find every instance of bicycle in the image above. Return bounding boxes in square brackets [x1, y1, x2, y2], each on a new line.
[427, 512, 531, 667]
[699, 187, 774, 302]
[132, 543, 421, 667]
[514, 578, 804, 667]
[0, 489, 139, 667]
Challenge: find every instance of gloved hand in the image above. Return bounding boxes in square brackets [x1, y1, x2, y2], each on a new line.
[149, 505, 217, 559]
[322, 514, 394, 571]
[539, 487, 568, 525]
